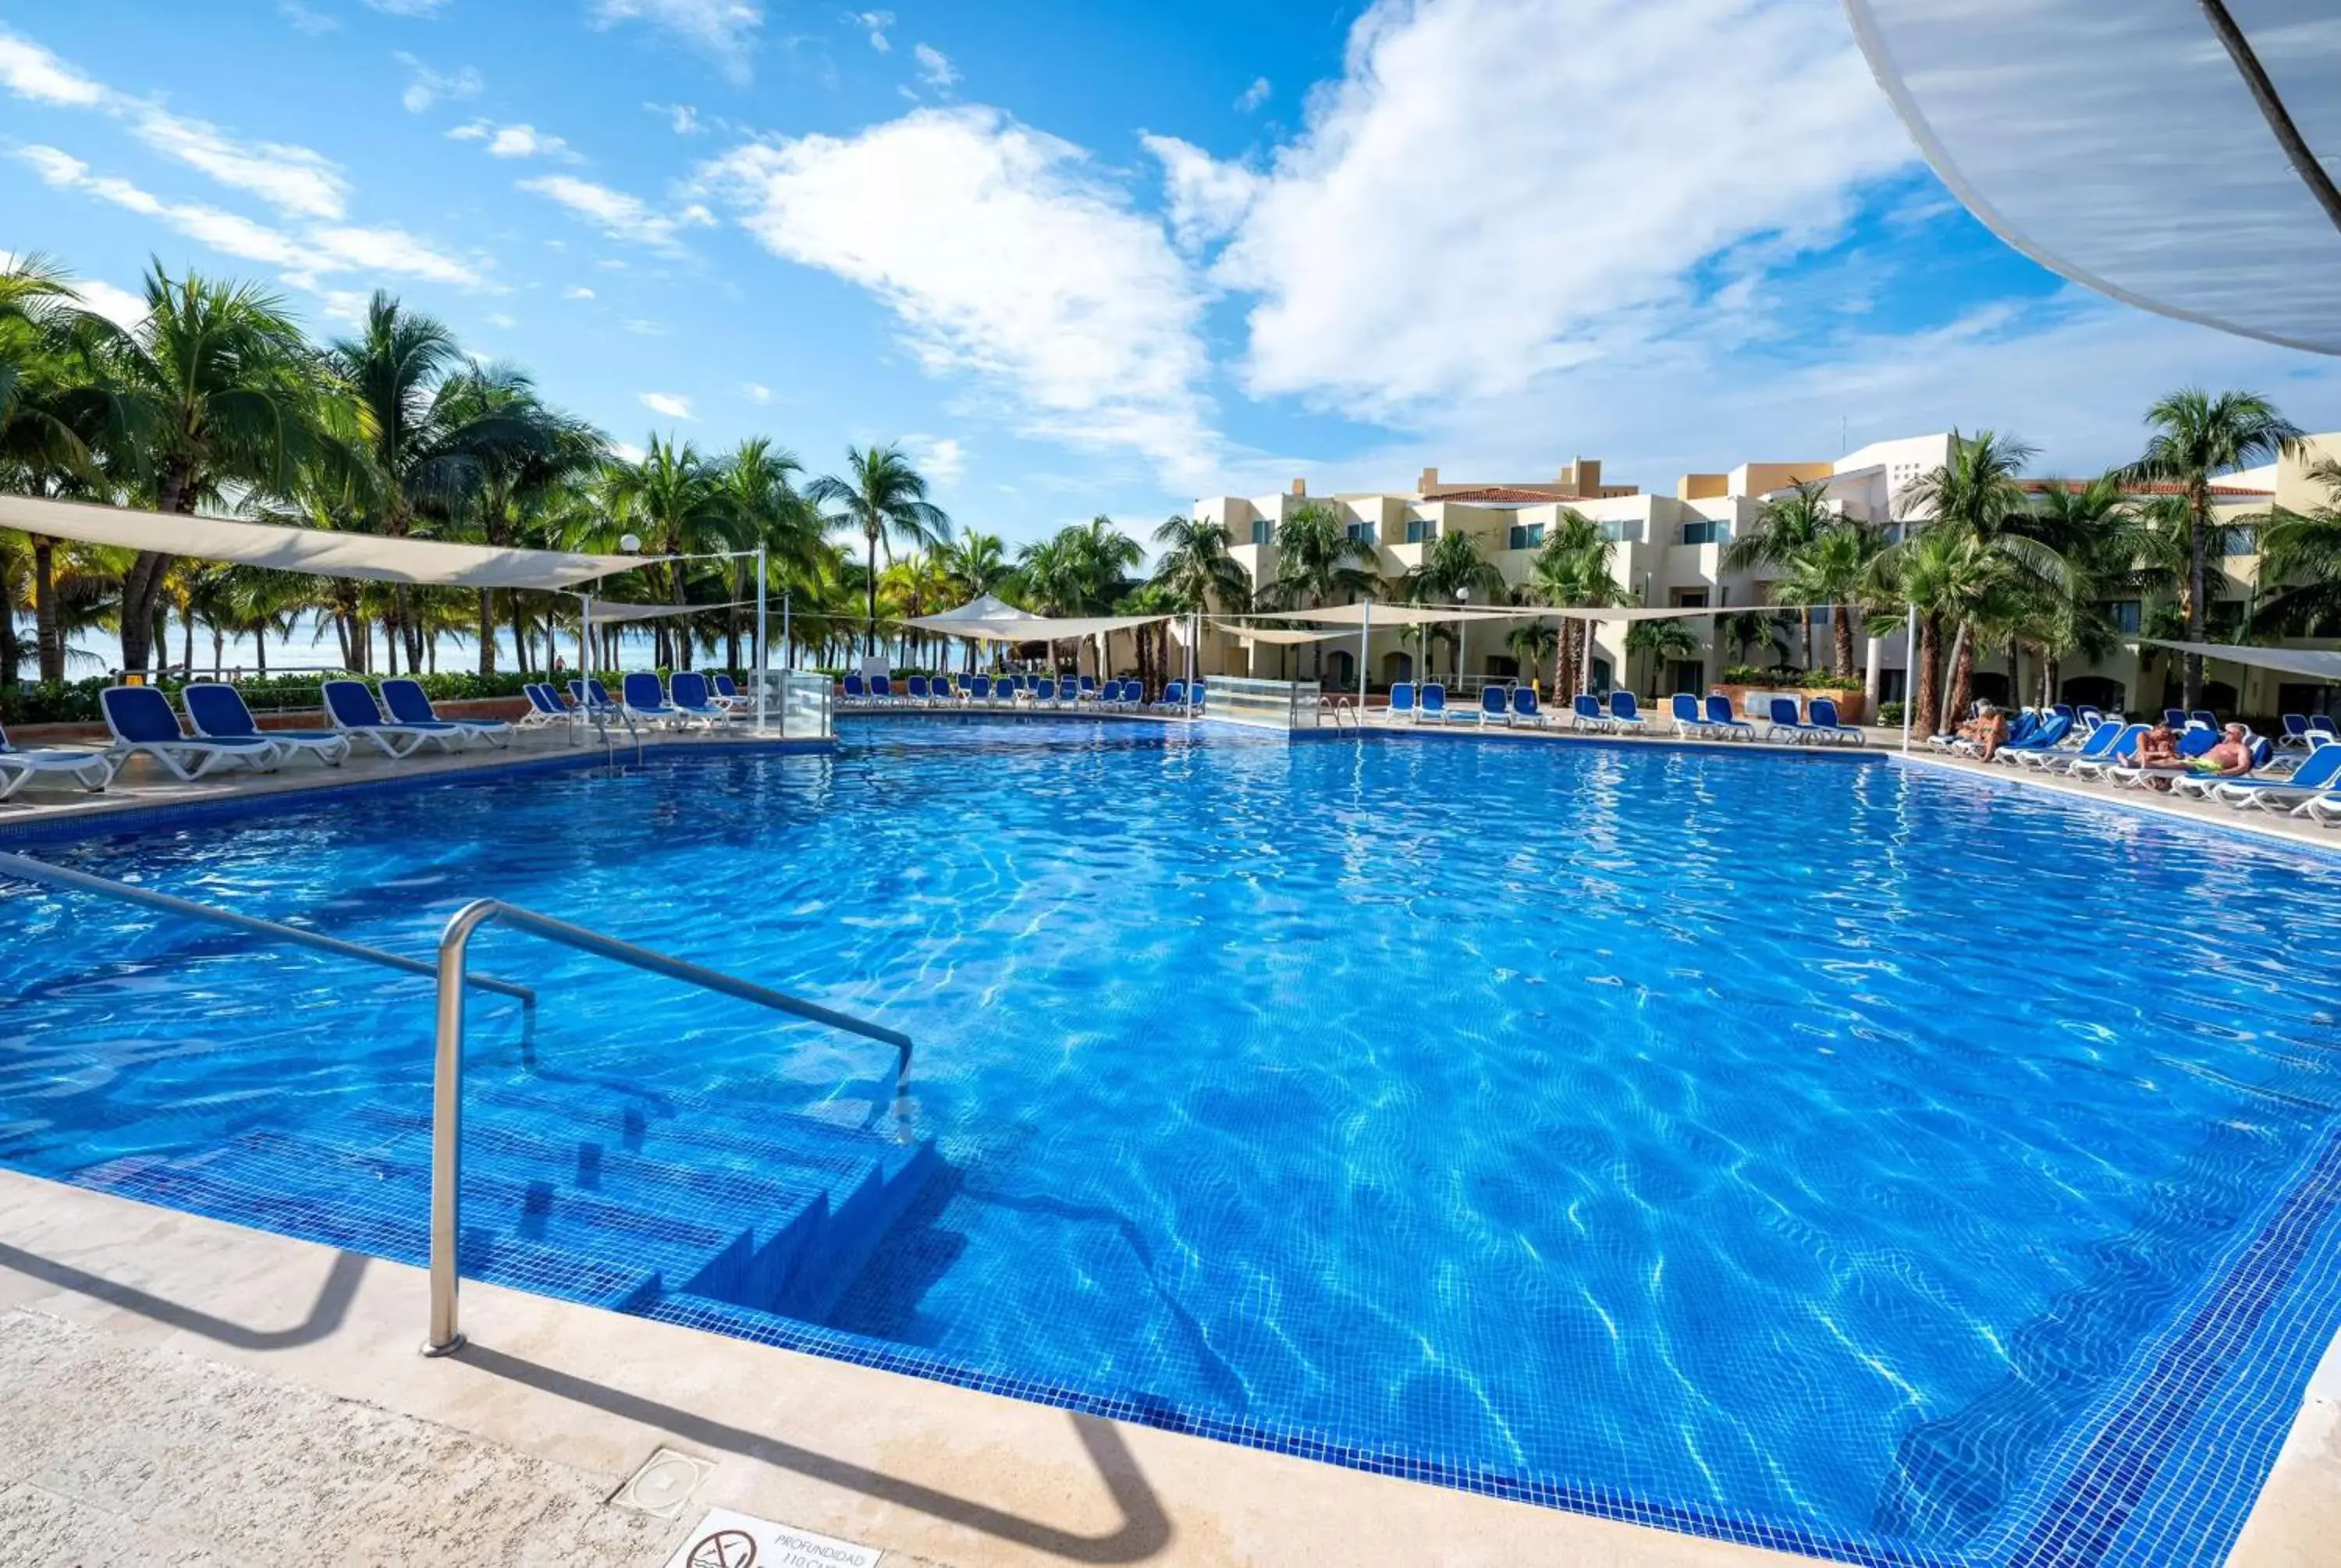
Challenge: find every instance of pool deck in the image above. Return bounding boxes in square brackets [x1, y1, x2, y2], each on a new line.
[0, 1169, 1817, 1568]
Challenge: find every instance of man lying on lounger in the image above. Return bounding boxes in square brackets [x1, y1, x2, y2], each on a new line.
[2187, 724, 2256, 780]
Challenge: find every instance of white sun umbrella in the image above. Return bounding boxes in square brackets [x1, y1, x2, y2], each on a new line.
[1846, 0, 2341, 353]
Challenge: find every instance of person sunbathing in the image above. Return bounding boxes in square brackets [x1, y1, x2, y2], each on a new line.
[2187, 723, 2255, 779]
[1963, 704, 2010, 761]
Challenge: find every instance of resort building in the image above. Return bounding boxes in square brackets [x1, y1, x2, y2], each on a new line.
[1192, 432, 2341, 718]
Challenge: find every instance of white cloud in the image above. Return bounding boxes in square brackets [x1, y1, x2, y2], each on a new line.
[279, 2, 339, 34]
[1144, 135, 1263, 254]
[913, 43, 957, 89]
[847, 10, 894, 51]
[448, 120, 578, 161]
[519, 174, 712, 251]
[395, 52, 481, 112]
[904, 433, 965, 485]
[593, 0, 763, 83]
[69, 278, 150, 329]
[1167, 0, 1910, 420]
[640, 391, 694, 420]
[565, 285, 596, 299]
[0, 30, 107, 105]
[132, 107, 350, 219]
[364, 0, 453, 13]
[612, 438, 648, 463]
[485, 310, 517, 327]
[647, 101, 702, 134]
[701, 106, 1221, 484]
[1234, 76, 1270, 112]
[19, 144, 485, 289]
[739, 381, 772, 403]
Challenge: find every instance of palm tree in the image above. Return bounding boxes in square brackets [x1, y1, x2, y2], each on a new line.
[1723, 481, 1835, 668]
[806, 443, 951, 657]
[1872, 523, 2008, 736]
[94, 264, 325, 672]
[1625, 616, 1700, 697]
[941, 530, 1012, 600]
[1507, 621, 1558, 691]
[1262, 503, 1376, 609]
[2126, 388, 2302, 708]
[604, 434, 733, 669]
[1401, 530, 1506, 683]
[712, 437, 818, 673]
[2261, 459, 2341, 634]
[1771, 520, 1888, 683]
[1523, 509, 1629, 696]
[1150, 513, 1251, 613]
[1895, 430, 2067, 722]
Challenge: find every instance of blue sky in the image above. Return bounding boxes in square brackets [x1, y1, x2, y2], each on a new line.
[6, 0, 2341, 557]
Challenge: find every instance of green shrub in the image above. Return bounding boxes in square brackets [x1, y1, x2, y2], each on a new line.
[1877, 701, 1905, 727]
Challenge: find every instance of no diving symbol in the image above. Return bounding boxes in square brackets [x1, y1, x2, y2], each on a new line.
[687, 1529, 757, 1568]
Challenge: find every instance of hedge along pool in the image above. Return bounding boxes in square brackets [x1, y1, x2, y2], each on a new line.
[3, 717, 2341, 1566]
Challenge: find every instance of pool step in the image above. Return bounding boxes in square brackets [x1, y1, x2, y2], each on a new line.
[66, 1074, 940, 1327]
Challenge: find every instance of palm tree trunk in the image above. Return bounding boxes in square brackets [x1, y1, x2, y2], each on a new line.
[1912, 615, 1941, 740]
[477, 589, 498, 676]
[2044, 655, 2060, 708]
[1939, 623, 1974, 734]
[0, 552, 20, 691]
[2183, 493, 2208, 709]
[1833, 610, 1855, 684]
[2006, 635, 2020, 708]
[865, 529, 881, 659]
[32, 537, 62, 684]
[510, 597, 531, 676]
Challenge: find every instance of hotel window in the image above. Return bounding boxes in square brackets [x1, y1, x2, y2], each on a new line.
[2216, 526, 2257, 556]
[1404, 519, 1432, 544]
[2103, 600, 2142, 633]
[1679, 520, 1725, 545]
[1251, 520, 1273, 545]
[1346, 521, 1377, 545]
[1671, 588, 1709, 608]
[1507, 523, 1545, 550]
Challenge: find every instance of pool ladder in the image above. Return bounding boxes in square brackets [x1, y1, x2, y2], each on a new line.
[1320, 696, 1363, 731]
[0, 851, 914, 1359]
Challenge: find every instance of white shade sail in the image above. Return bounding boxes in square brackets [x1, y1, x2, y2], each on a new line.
[0, 495, 654, 590]
[1846, 0, 2341, 353]
[901, 612, 1169, 644]
[1245, 601, 1813, 626]
[919, 592, 1025, 624]
[585, 598, 751, 624]
[2138, 638, 2341, 681]
[1211, 622, 1357, 645]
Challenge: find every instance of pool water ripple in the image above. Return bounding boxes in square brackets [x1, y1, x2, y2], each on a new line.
[5, 719, 2341, 1564]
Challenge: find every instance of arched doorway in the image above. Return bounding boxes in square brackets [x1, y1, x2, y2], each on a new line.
[1382, 650, 1413, 685]
[1326, 649, 1356, 689]
[2059, 675, 2125, 712]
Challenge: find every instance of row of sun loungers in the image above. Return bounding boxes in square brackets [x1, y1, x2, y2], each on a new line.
[1952, 707, 2341, 825]
[1377, 683, 1863, 745]
[838, 673, 1202, 713]
[0, 673, 761, 799]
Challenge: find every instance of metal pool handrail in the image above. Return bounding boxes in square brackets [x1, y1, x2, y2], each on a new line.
[424, 897, 914, 1357]
[0, 851, 536, 1016]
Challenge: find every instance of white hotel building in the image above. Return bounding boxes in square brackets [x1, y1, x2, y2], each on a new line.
[1191, 433, 2339, 719]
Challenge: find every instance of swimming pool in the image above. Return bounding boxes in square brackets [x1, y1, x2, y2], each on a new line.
[4, 719, 2340, 1566]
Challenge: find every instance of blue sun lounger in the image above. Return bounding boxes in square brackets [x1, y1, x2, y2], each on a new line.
[622, 672, 688, 729]
[1608, 691, 1649, 733]
[1511, 687, 1547, 727]
[1477, 686, 1509, 725]
[102, 684, 280, 779]
[323, 679, 456, 758]
[1806, 697, 1863, 745]
[0, 718, 113, 799]
[382, 679, 511, 749]
[2206, 740, 2341, 811]
[1704, 694, 1755, 740]
[1419, 683, 1448, 722]
[2107, 727, 2220, 788]
[184, 682, 350, 768]
[2065, 724, 2149, 782]
[517, 683, 574, 733]
[1764, 696, 1828, 743]
[1670, 693, 1718, 738]
[1385, 681, 1416, 722]
[667, 671, 734, 726]
[2030, 719, 2128, 774]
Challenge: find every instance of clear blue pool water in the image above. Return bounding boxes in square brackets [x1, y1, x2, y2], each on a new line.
[5, 719, 2341, 1566]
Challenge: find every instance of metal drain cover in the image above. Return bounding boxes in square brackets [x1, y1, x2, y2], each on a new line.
[611, 1447, 714, 1520]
